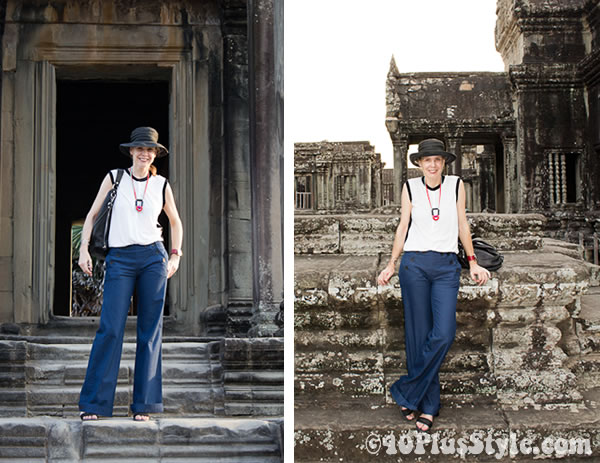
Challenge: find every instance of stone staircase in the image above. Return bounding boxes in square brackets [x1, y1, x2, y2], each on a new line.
[294, 213, 600, 461]
[0, 335, 283, 462]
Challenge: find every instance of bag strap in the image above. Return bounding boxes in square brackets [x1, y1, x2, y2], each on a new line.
[114, 168, 124, 187]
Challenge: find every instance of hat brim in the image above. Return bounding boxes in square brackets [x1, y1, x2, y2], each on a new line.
[120, 142, 168, 158]
[409, 151, 456, 165]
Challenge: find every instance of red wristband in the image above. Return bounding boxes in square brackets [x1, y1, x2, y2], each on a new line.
[467, 255, 477, 262]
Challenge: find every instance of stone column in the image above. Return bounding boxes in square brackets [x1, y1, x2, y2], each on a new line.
[220, 0, 254, 336]
[501, 135, 519, 213]
[0, 23, 18, 323]
[446, 136, 462, 178]
[372, 161, 382, 209]
[247, 0, 283, 336]
[392, 137, 408, 204]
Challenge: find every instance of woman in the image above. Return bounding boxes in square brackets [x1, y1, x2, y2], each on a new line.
[377, 138, 490, 433]
[78, 127, 183, 422]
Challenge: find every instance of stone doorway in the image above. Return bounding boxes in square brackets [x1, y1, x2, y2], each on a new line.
[52, 80, 170, 317]
[460, 141, 502, 213]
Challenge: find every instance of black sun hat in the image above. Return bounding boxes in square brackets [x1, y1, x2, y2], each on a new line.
[409, 138, 456, 165]
[119, 127, 168, 158]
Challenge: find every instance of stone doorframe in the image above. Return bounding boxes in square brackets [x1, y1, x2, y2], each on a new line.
[8, 33, 213, 332]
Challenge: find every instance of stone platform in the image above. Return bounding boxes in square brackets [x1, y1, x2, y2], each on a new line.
[294, 404, 599, 462]
[294, 238, 600, 460]
[0, 416, 283, 462]
[0, 336, 284, 461]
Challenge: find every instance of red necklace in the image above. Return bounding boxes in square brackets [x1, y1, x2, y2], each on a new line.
[425, 181, 441, 221]
[130, 169, 149, 212]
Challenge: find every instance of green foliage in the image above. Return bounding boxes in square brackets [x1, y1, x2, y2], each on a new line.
[72, 224, 82, 260]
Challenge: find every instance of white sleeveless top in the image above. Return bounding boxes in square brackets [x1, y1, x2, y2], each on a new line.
[108, 169, 167, 248]
[403, 175, 460, 253]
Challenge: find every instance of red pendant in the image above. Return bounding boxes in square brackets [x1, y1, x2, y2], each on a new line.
[432, 207, 440, 221]
[135, 199, 144, 212]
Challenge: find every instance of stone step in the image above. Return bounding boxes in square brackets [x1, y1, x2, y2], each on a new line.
[24, 341, 220, 362]
[0, 416, 282, 462]
[295, 370, 496, 410]
[22, 361, 221, 386]
[0, 338, 284, 418]
[294, 406, 599, 462]
[0, 383, 222, 418]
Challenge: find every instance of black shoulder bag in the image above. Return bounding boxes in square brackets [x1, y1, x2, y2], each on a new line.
[457, 237, 504, 271]
[89, 169, 124, 260]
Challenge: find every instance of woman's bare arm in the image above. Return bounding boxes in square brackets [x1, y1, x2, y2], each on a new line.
[377, 184, 412, 285]
[78, 174, 113, 276]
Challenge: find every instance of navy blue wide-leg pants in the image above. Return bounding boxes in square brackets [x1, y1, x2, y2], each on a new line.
[79, 242, 168, 416]
[390, 251, 461, 416]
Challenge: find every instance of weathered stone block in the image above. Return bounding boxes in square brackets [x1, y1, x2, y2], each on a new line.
[295, 351, 383, 374]
[294, 217, 340, 254]
[296, 372, 385, 400]
[0, 419, 47, 459]
[294, 307, 379, 330]
[82, 420, 160, 458]
[340, 216, 397, 255]
[493, 347, 567, 372]
[47, 419, 81, 461]
[295, 329, 384, 350]
[496, 307, 537, 323]
[499, 283, 541, 306]
[294, 288, 328, 310]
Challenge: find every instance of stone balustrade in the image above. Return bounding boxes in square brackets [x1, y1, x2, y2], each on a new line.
[294, 213, 545, 255]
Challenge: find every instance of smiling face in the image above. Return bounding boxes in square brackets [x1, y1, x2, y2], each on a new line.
[130, 146, 157, 171]
[417, 155, 445, 181]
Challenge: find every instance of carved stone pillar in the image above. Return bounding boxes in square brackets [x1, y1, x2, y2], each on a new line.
[446, 137, 462, 178]
[502, 135, 519, 213]
[392, 137, 408, 204]
[247, 0, 283, 336]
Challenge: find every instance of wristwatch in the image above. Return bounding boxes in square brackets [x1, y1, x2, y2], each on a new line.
[171, 248, 183, 257]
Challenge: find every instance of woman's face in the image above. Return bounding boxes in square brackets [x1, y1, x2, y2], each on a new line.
[418, 155, 445, 177]
[130, 146, 157, 167]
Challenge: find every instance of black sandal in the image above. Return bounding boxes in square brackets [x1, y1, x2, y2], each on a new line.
[401, 407, 415, 421]
[79, 412, 98, 421]
[133, 413, 151, 422]
[415, 416, 433, 433]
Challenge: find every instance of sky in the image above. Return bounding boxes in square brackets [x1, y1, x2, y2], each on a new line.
[285, 0, 506, 167]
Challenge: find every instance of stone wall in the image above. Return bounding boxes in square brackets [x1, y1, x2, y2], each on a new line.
[294, 214, 600, 411]
[295, 213, 545, 255]
[0, 0, 283, 336]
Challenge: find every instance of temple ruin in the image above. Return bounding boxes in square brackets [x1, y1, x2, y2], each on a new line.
[386, 0, 600, 247]
[0, 0, 283, 459]
[294, 141, 383, 214]
[295, 0, 600, 460]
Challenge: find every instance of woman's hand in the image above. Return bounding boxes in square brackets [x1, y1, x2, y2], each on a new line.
[469, 263, 490, 286]
[78, 249, 93, 277]
[167, 255, 180, 279]
[377, 263, 396, 286]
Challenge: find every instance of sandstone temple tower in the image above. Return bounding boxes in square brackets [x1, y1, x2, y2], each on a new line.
[386, 0, 599, 242]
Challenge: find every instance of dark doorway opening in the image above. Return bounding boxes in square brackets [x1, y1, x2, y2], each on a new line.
[54, 80, 170, 317]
